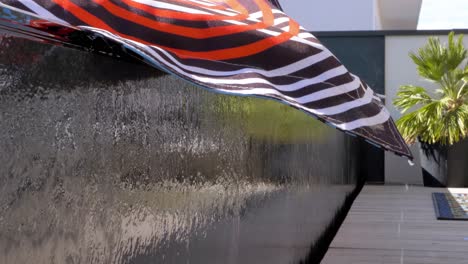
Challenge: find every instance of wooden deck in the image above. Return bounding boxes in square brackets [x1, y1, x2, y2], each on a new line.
[322, 185, 468, 264]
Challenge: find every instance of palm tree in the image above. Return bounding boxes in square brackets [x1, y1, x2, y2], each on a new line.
[394, 32, 468, 146]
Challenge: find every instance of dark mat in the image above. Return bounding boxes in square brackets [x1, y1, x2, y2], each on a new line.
[432, 193, 468, 220]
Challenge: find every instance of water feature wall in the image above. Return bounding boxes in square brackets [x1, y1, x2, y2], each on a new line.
[0, 34, 363, 264]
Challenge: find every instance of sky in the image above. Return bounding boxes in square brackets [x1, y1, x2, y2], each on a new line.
[418, 0, 468, 29]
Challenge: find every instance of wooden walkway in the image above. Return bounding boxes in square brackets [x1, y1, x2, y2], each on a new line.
[322, 185, 468, 264]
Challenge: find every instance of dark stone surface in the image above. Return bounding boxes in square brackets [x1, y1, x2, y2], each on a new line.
[0, 34, 363, 264]
[421, 139, 468, 187]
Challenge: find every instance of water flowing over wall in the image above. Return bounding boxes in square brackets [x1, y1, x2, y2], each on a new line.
[0, 35, 363, 264]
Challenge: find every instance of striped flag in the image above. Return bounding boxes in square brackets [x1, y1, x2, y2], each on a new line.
[0, 0, 412, 158]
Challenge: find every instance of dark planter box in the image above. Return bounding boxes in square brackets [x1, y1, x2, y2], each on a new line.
[420, 139, 468, 187]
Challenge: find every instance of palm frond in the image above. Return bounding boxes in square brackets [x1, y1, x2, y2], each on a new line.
[395, 32, 468, 146]
[409, 32, 467, 82]
[394, 85, 433, 113]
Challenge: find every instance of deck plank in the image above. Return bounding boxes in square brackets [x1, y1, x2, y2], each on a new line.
[321, 185, 468, 264]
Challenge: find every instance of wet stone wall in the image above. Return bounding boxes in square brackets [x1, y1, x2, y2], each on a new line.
[0, 35, 363, 264]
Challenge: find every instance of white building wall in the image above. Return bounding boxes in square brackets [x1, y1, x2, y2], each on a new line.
[373, 0, 383, 30]
[385, 35, 468, 185]
[282, 0, 379, 31]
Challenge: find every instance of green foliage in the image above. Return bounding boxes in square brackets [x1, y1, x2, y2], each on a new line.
[394, 32, 468, 145]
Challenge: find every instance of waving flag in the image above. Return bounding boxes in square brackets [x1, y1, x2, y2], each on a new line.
[0, 0, 412, 158]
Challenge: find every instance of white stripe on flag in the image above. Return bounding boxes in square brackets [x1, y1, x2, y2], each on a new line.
[18, 0, 69, 25]
[225, 21, 324, 48]
[313, 85, 374, 115]
[336, 108, 390, 131]
[294, 76, 361, 103]
[155, 46, 333, 78]
[131, 0, 217, 15]
[187, 0, 217, 7]
[182, 66, 352, 93]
